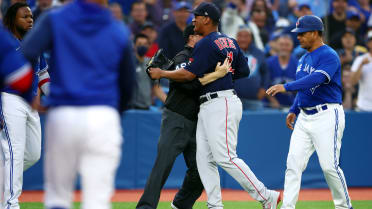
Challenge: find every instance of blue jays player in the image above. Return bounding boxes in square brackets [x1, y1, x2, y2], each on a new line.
[0, 24, 34, 206]
[21, 0, 135, 208]
[149, 2, 280, 209]
[1, 3, 50, 209]
[267, 15, 353, 209]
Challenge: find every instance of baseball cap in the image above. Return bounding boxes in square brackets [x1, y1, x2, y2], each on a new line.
[298, 3, 311, 10]
[183, 24, 195, 42]
[141, 21, 155, 31]
[346, 11, 361, 21]
[189, 2, 221, 23]
[291, 15, 324, 33]
[173, 1, 191, 11]
[342, 27, 356, 37]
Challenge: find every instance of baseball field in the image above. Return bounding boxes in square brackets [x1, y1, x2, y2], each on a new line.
[18, 188, 372, 209]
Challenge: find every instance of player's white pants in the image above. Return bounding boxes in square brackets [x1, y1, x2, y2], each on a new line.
[281, 104, 352, 209]
[196, 92, 271, 209]
[0, 92, 41, 209]
[44, 106, 122, 209]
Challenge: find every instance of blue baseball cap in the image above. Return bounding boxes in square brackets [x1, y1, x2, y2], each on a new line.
[173, 1, 191, 11]
[291, 15, 324, 33]
[346, 11, 361, 20]
[189, 2, 221, 23]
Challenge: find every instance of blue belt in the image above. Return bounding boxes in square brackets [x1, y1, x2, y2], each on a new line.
[301, 105, 328, 115]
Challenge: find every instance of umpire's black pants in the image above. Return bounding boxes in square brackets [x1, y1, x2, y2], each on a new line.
[136, 108, 204, 209]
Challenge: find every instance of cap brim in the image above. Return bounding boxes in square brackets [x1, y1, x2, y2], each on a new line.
[291, 28, 313, 33]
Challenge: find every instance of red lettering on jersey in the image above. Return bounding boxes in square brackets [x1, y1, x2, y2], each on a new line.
[214, 40, 224, 50]
[189, 58, 194, 62]
[228, 39, 236, 49]
[220, 38, 228, 48]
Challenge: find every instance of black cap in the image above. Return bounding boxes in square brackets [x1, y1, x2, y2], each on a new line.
[183, 24, 195, 42]
[190, 2, 221, 23]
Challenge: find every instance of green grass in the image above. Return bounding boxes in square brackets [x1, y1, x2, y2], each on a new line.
[20, 200, 372, 209]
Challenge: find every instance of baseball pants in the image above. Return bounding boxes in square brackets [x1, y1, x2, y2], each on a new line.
[0, 92, 41, 209]
[196, 92, 272, 209]
[44, 106, 122, 209]
[136, 108, 203, 209]
[281, 104, 352, 209]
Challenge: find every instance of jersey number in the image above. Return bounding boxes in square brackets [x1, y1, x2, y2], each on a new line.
[227, 51, 235, 74]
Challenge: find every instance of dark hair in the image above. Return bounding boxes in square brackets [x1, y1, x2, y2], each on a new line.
[317, 30, 323, 37]
[134, 33, 149, 43]
[3, 2, 29, 34]
[130, 0, 145, 11]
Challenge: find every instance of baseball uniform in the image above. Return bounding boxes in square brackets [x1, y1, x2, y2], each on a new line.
[280, 15, 353, 209]
[21, 1, 136, 209]
[1, 32, 49, 209]
[0, 24, 34, 208]
[184, 4, 281, 209]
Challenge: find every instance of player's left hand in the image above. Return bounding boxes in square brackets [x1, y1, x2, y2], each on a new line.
[148, 67, 163, 80]
[266, 84, 286, 96]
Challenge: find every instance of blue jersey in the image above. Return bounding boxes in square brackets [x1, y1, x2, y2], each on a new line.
[22, 0, 136, 110]
[185, 32, 249, 95]
[0, 25, 32, 92]
[288, 45, 342, 110]
[2, 37, 48, 97]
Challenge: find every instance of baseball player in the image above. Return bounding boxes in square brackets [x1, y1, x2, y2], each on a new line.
[149, 2, 281, 209]
[0, 23, 34, 207]
[21, 0, 136, 208]
[266, 15, 353, 209]
[137, 25, 230, 209]
[1, 3, 50, 209]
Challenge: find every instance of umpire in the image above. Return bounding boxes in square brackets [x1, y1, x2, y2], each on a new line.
[136, 25, 204, 209]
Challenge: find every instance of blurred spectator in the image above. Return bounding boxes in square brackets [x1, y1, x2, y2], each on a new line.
[31, 0, 51, 21]
[264, 17, 290, 56]
[109, 2, 124, 22]
[247, 0, 276, 50]
[129, 0, 148, 35]
[233, 26, 271, 110]
[130, 34, 167, 110]
[350, 31, 372, 111]
[330, 11, 365, 49]
[323, 0, 347, 44]
[144, 0, 163, 28]
[348, 0, 371, 33]
[220, 1, 245, 39]
[158, 1, 190, 59]
[266, 34, 298, 108]
[336, 28, 366, 67]
[341, 64, 357, 110]
[294, 0, 328, 18]
[140, 22, 159, 58]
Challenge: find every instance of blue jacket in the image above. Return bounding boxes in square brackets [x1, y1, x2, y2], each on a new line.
[22, 0, 135, 111]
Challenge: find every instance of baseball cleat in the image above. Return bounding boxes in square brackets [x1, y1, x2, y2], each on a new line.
[263, 190, 281, 209]
[171, 202, 179, 209]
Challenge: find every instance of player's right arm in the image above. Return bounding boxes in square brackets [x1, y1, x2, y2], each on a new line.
[0, 27, 33, 96]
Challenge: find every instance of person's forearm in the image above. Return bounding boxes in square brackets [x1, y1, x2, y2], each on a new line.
[161, 68, 196, 82]
[284, 72, 327, 91]
[199, 71, 225, 85]
[351, 65, 363, 85]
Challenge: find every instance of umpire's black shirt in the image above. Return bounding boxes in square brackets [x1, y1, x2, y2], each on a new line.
[164, 45, 201, 121]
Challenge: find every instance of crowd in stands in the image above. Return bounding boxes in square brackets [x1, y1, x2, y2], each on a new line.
[1, 0, 371, 111]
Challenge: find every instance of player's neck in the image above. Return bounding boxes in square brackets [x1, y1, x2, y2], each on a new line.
[308, 39, 324, 53]
[202, 27, 217, 37]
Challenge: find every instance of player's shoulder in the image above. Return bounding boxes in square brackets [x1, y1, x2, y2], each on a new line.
[0, 26, 18, 54]
[318, 45, 338, 58]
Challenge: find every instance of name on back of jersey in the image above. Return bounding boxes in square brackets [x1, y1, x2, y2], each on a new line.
[214, 37, 236, 50]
